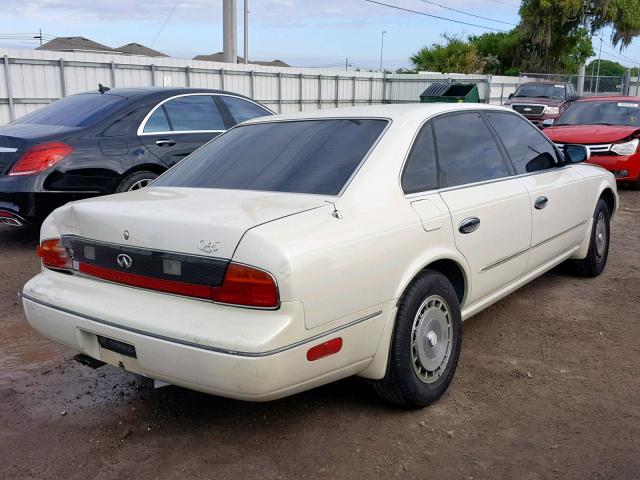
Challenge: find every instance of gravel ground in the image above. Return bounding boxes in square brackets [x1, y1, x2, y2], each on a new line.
[0, 191, 638, 480]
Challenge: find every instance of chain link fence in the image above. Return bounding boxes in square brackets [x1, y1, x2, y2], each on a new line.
[519, 72, 627, 97]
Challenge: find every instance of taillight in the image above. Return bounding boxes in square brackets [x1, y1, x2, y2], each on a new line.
[37, 238, 72, 271]
[8, 142, 73, 176]
[211, 263, 279, 308]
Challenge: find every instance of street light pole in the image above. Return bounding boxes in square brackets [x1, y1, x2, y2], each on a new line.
[243, 0, 248, 64]
[379, 30, 387, 73]
[223, 0, 237, 64]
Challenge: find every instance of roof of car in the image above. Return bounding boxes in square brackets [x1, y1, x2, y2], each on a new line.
[73, 87, 250, 101]
[521, 81, 570, 85]
[245, 103, 510, 124]
[576, 96, 640, 102]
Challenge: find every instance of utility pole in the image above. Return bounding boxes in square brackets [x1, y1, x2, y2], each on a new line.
[33, 28, 43, 47]
[595, 33, 603, 93]
[379, 31, 387, 73]
[223, 0, 237, 64]
[576, 5, 588, 96]
[243, 0, 248, 64]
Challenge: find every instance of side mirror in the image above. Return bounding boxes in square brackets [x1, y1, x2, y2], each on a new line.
[508, 93, 514, 99]
[567, 95, 580, 102]
[542, 118, 555, 128]
[563, 144, 590, 164]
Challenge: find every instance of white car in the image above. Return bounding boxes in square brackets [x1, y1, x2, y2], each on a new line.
[22, 104, 617, 407]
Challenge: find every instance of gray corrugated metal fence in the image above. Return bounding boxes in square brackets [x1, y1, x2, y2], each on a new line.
[0, 48, 521, 124]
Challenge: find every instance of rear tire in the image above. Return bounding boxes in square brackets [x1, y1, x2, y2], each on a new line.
[116, 171, 159, 193]
[373, 270, 462, 408]
[570, 198, 610, 277]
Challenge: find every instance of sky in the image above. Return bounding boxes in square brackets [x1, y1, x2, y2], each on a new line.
[1, 0, 640, 71]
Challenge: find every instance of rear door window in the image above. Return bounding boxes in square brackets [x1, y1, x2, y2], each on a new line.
[154, 119, 388, 196]
[402, 123, 438, 194]
[433, 112, 510, 187]
[143, 107, 171, 133]
[219, 96, 271, 124]
[161, 95, 225, 132]
[485, 112, 559, 174]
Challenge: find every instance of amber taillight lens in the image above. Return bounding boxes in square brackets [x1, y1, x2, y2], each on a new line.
[37, 238, 72, 271]
[8, 142, 73, 176]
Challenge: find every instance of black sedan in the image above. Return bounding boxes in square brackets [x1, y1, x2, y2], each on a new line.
[0, 87, 273, 226]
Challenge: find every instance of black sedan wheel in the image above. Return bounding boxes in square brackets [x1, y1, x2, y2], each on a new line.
[116, 171, 159, 193]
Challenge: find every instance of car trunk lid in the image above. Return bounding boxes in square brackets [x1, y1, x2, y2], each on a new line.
[52, 186, 328, 259]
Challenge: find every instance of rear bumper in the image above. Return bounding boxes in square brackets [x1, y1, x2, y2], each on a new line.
[22, 270, 389, 401]
[0, 172, 98, 223]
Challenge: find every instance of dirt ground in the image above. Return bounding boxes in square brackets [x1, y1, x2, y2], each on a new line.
[0, 191, 638, 480]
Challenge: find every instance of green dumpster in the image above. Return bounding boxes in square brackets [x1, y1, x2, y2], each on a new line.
[419, 83, 480, 103]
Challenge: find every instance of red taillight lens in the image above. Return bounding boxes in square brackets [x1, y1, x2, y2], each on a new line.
[211, 263, 279, 308]
[8, 142, 73, 176]
[37, 238, 72, 270]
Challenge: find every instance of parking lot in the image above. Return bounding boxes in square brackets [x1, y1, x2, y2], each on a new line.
[0, 190, 637, 479]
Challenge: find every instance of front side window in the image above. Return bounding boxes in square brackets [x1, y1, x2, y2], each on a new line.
[402, 123, 438, 194]
[433, 112, 510, 187]
[154, 119, 388, 196]
[486, 112, 558, 174]
[220, 96, 271, 124]
[152, 95, 225, 132]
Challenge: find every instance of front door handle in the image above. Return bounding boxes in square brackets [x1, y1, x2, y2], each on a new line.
[458, 217, 480, 234]
[155, 139, 176, 147]
[534, 196, 549, 210]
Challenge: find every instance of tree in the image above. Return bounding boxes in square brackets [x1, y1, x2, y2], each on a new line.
[469, 30, 522, 75]
[518, 0, 639, 71]
[410, 34, 486, 74]
[586, 59, 626, 77]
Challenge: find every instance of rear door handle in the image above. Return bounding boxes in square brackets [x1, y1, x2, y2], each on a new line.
[458, 217, 480, 234]
[534, 196, 549, 210]
[155, 139, 176, 147]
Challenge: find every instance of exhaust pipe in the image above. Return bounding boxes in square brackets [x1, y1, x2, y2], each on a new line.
[0, 213, 25, 227]
[73, 353, 106, 369]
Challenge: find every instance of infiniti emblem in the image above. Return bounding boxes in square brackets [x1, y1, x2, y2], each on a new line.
[116, 254, 133, 269]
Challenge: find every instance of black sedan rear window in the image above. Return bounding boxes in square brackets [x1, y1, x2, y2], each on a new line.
[154, 119, 388, 196]
[15, 94, 126, 127]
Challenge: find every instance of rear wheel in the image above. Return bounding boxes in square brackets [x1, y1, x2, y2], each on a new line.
[571, 198, 610, 277]
[373, 270, 462, 408]
[116, 171, 159, 193]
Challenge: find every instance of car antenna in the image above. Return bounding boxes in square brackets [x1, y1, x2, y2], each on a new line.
[325, 200, 343, 219]
[98, 83, 110, 94]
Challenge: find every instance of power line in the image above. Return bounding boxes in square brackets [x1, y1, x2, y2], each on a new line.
[362, 0, 508, 32]
[151, 0, 182, 47]
[414, 0, 516, 26]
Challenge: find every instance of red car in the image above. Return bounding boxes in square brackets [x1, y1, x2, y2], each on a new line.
[544, 96, 640, 188]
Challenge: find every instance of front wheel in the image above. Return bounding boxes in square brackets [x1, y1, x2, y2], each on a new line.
[570, 198, 611, 277]
[373, 270, 462, 408]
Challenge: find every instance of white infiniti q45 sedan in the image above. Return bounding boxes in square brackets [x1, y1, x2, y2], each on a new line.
[22, 104, 618, 407]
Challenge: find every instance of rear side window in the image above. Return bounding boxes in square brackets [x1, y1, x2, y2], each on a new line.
[433, 112, 510, 187]
[154, 119, 388, 196]
[159, 95, 225, 132]
[16, 94, 126, 127]
[143, 107, 171, 133]
[220, 96, 271, 124]
[486, 112, 558, 174]
[402, 123, 438, 194]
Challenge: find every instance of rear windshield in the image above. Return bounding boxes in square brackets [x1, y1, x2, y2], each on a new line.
[15, 94, 127, 127]
[514, 84, 566, 99]
[154, 119, 388, 196]
[556, 101, 640, 126]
